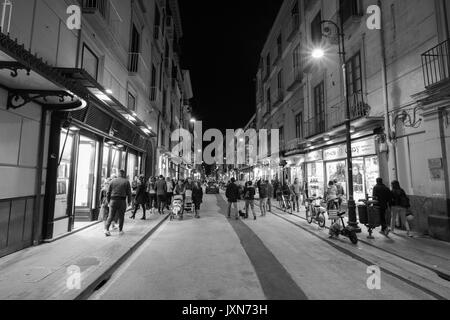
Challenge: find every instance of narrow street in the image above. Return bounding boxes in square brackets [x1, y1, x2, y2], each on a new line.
[89, 193, 450, 300]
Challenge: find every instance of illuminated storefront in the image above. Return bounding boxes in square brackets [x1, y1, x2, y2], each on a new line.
[44, 101, 152, 239]
[304, 137, 380, 200]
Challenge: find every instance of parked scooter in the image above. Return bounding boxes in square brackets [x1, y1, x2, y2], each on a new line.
[329, 210, 359, 244]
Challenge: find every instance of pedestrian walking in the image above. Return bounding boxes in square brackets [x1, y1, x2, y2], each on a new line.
[156, 175, 167, 214]
[166, 177, 174, 210]
[105, 170, 132, 237]
[130, 175, 148, 220]
[291, 178, 301, 212]
[147, 177, 157, 214]
[192, 181, 203, 219]
[372, 178, 393, 236]
[258, 180, 268, 217]
[243, 181, 257, 220]
[99, 177, 112, 222]
[266, 180, 274, 212]
[225, 178, 240, 220]
[390, 180, 413, 237]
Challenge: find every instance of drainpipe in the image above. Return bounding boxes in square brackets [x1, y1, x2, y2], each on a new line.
[378, 0, 398, 182]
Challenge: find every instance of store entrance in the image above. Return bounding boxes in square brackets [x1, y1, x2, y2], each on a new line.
[74, 135, 99, 230]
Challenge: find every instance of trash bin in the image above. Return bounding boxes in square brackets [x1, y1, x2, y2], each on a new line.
[368, 206, 381, 227]
[358, 205, 368, 224]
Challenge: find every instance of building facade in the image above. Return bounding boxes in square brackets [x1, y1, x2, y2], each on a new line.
[255, 0, 450, 241]
[0, 0, 192, 258]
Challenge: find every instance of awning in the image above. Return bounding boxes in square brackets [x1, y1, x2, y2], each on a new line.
[56, 68, 156, 139]
[0, 32, 88, 110]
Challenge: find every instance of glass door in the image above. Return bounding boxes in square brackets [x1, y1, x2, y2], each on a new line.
[54, 130, 74, 220]
[352, 158, 366, 202]
[74, 135, 98, 227]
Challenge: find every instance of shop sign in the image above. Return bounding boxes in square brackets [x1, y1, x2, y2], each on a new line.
[306, 150, 323, 162]
[324, 138, 376, 161]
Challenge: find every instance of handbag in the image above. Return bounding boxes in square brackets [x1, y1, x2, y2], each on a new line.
[406, 209, 414, 222]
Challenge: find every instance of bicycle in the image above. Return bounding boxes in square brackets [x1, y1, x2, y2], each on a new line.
[277, 192, 293, 214]
[305, 196, 326, 228]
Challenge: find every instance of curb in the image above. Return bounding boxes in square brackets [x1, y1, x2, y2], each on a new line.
[74, 214, 170, 300]
[265, 202, 450, 282]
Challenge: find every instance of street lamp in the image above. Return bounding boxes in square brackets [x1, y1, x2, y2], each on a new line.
[311, 19, 360, 233]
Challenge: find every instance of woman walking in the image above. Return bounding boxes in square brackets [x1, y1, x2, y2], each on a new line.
[147, 177, 157, 214]
[390, 180, 412, 237]
[174, 180, 187, 219]
[192, 181, 204, 219]
[131, 175, 148, 220]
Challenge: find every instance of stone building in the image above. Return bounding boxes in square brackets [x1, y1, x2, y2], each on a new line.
[254, 0, 450, 241]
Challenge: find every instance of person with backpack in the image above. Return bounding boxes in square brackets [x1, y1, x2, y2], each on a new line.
[390, 180, 413, 237]
[243, 181, 257, 220]
[373, 178, 393, 236]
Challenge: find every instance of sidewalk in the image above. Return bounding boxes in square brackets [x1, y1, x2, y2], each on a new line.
[0, 211, 168, 300]
[265, 199, 450, 280]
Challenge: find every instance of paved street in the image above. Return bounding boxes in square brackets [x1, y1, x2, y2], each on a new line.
[90, 193, 450, 300]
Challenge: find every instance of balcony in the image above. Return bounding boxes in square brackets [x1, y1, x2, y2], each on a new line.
[81, 0, 107, 18]
[327, 91, 369, 128]
[287, 14, 300, 42]
[150, 86, 159, 102]
[128, 52, 149, 81]
[305, 114, 326, 138]
[422, 39, 450, 88]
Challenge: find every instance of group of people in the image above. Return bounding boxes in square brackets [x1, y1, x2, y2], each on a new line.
[99, 171, 204, 237]
[373, 178, 413, 237]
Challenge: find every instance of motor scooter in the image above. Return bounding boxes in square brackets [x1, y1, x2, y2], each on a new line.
[329, 210, 359, 244]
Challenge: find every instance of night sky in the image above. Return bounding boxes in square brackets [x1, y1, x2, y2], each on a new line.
[179, 0, 284, 132]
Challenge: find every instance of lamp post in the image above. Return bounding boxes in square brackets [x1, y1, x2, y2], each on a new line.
[312, 19, 360, 232]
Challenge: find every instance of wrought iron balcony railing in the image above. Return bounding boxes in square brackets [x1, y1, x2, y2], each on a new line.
[327, 91, 369, 128]
[81, 0, 108, 19]
[305, 114, 326, 138]
[421, 39, 450, 88]
[128, 52, 149, 76]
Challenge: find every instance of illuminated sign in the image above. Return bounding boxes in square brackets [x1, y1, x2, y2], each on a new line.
[306, 150, 323, 162]
[324, 138, 376, 161]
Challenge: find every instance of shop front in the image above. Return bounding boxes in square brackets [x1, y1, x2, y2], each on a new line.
[305, 137, 380, 200]
[44, 101, 153, 240]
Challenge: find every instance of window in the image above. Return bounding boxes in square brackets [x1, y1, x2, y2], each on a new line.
[277, 34, 282, 59]
[266, 53, 271, 78]
[295, 112, 303, 139]
[128, 92, 136, 111]
[293, 44, 302, 81]
[154, 4, 161, 39]
[313, 82, 325, 131]
[279, 126, 285, 149]
[292, 1, 299, 23]
[340, 0, 359, 24]
[82, 44, 98, 80]
[345, 52, 362, 97]
[162, 89, 167, 113]
[150, 64, 157, 100]
[161, 128, 165, 147]
[277, 70, 283, 99]
[266, 88, 271, 114]
[311, 11, 322, 45]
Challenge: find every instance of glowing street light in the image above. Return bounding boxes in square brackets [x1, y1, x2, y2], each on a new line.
[190, 118, 196, 123]
[311, 48, 325, 59]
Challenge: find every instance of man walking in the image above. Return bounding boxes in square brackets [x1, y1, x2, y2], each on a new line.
[291, 178, 301, 212]
[105, 170, 131, 237]
[372, 178, 393, 236]
[243, 181, 257, 220]
[266, 180, 273, 213]
[226, 178, 240, 220]
[156, 175, 167, 214]
[258, 180, 268, 217]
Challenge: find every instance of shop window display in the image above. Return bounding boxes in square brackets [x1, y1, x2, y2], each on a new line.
[307, 162, 324, 198]
[54, 130, 74, 219]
